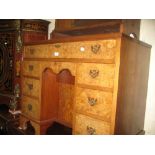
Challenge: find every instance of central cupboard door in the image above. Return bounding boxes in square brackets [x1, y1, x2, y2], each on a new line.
[41, 68, 59, 120]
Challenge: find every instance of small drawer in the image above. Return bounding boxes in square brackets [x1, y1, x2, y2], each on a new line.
[49, 40, 116, 60]
[74, 114, 111, 135]
[22, 96, 40, 120]
[76, 63, 115, 89]
[22, 78, 40, 98]
[22, 61, 40, 77]
[75, 87, 112, 122]
[24, 45, 49, 58]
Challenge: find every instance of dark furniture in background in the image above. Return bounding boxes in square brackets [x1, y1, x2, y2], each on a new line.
[0, 19, 49, 107]
[0, 104, 20, 134]
[0, 104, 35, 135]
[52, 19, 140, 39]
[0, 104, 71, 135]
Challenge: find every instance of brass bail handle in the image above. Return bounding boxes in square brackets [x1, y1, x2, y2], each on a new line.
[88, 97, 97, 106]
[29, 65, 34, 71]
[27, 104, 32, 111]
[30, 48, 35, 55]
[27, 83, 33, 90]
[87, 126, 96, 135]
[89, 70, 99, 78]
[91, 44, 101, 54]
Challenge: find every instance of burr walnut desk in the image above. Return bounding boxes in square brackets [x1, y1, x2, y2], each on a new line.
[20, 33, 151, 135]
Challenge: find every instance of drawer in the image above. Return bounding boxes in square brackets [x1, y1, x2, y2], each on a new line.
[22, 78, 40, 98]
[76, 63, 115, 89]
[24, 45, 49, 58]
[22, 61, 40, 77]
[48, 40, 116, 60]
[74, 114, 111, 135]
[22, 96, 40, 120]
[24, 40, 116, 60]
[75, 87, 112, 122]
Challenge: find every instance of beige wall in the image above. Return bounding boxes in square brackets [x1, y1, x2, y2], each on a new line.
[45, 19, 55, 39]
[140, 19, 155, 134]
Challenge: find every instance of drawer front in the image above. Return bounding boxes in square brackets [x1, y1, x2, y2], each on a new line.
[24, 45, 49, 58]
[22, 96, 40, 120]
[74, 114, 111, 135]
[76, 63, 115, 88]
[24, 40, 116, 59]
[49, 40, 116, 60]
[22, 61, 40, 77]
[75, 87, 112, 122]
[22, 78, 40, 98]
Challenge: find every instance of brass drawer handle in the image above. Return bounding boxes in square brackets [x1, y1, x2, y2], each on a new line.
[87, 126, 96, 135]
[54, 44, 61, 48]
[30, 48, 35, 55]
[89, 70, 99, 78]
[88, 97, 97, 106]
[28, 65, 34, 71]
[27, 104, 32, 111]
[27, 83, 33, 90]
[91, 44, 101, 54]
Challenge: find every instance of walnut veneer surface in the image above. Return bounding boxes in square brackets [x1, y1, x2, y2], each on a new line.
[20, 33, 151, 135]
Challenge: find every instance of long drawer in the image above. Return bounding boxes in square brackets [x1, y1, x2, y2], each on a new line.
[76, 63, 115, 89]
[24, 40, 117, 60]
[22, 96, 40, 120]
[75, 87, 112, 122]
[22, 78, 40, 98]
[74, 114, 111, 135]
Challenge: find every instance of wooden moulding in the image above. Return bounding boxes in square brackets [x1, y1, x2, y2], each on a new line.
[24, 32, 151, 49]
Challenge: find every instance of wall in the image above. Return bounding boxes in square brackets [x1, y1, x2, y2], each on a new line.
[45, 19, 55, 39]
[140, 19, 155, 134]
